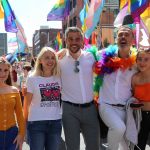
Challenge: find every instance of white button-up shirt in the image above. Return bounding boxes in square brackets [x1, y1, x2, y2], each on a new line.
[59, 50, 95, 104]
[98, 68, 136, 105]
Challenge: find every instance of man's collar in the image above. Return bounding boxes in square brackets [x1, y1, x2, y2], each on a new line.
[66, 49, 84, 59]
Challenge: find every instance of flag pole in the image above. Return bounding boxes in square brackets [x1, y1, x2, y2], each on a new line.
[15, 32, 21, 61]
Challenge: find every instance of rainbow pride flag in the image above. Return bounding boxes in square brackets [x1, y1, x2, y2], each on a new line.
[1, 0, 18, 32]
[56, 32, 62, 50]
[129, 0, 149, 22]
[47, 0, 70, 21]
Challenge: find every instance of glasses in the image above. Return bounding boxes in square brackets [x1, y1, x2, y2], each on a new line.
[74, 60, 80, 73]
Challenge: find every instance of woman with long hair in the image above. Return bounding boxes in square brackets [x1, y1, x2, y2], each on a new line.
[0, 57, 25, 150]
[24, 47, 62, 150]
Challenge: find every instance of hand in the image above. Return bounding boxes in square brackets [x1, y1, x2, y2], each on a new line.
[22, 86, 27, 96]
[13, 134, 24, 150]
[57, 48, 67, 60]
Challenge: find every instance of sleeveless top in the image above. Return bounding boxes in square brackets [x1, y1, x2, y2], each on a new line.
[134, 83, 150, 102]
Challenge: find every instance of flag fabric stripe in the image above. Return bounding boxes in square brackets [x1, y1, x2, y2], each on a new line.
[139, 19, 150, 48]
[15, 19, 27, 43]
[114, 3, 128, 27]
[1, 0, 18, 33]
[120, 0, 128, 9]
[130, 0, 149, 19]
[140, 4, 150, 32]
[85, 0, 95, 29]
[85, 0, 105, 39]
[0, 4, 4, 18]
[79, 0, 89, 32]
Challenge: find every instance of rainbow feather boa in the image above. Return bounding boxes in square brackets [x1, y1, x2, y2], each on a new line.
[87, 45, 137, 101]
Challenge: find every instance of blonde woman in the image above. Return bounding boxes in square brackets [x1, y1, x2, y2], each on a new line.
[0, 57, 25, 150]
[23, 47, 62, 150]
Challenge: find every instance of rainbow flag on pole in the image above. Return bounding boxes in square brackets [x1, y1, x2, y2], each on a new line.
[47, 0, 70, 21]
[55, 32, 62, 50]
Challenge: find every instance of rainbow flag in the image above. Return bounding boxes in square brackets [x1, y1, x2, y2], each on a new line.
[47, 0, 70, 21]
[129, 0, 149, 22]
[129, 0, 149, 48]
[55, 32, 62, 51]
[1, 0, 18, 32]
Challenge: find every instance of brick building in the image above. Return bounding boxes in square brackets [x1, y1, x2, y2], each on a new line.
[62, 0, 119, 47]
[32, 26, 61, 56]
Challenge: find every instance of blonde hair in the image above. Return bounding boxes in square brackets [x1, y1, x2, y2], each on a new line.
[32, 47, 61, 77]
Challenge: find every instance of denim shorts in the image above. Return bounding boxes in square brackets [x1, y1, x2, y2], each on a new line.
[27, 119, 62, 150]
[0, 126, 18, 150]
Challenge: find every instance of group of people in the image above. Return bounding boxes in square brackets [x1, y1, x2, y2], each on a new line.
[0, 26, 149, 150]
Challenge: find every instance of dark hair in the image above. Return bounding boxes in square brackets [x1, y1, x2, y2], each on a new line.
[122, 15, 134, 25]
[23, 66, 32, 72]
[65, 27, 84, 40]
[0, 57, 12, 86]
[117, 25, 134, 38]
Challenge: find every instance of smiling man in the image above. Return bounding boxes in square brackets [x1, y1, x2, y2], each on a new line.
[59, 27, 100, 150]
[97, 26, 137, 150]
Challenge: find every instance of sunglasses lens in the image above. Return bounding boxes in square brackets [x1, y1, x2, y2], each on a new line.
[75, 61, 79, 66]
[74, 61, 80, 73]
[74, 67, 80, 73]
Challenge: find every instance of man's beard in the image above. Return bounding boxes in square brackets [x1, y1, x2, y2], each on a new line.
[68, 45, 80, 54]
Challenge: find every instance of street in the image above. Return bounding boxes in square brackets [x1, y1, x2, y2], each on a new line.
[23, 131, 150, 150]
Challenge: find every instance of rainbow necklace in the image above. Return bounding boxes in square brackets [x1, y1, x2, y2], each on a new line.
[93, 45, 137, 101]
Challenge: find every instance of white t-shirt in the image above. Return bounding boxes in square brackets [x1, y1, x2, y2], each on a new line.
[26, 76, 62, 121]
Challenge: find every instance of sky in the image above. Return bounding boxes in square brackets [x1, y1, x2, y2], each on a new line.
[0, 0, 62, 46]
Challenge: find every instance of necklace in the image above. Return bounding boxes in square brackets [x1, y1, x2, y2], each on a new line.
[88, 45, 137, 101]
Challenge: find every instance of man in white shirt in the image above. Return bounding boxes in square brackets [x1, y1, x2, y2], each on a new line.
[59, 27, 100, 150]
[98, 26, 136, 150]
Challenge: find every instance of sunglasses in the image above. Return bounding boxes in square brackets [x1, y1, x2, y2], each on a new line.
[74, 60, 80, 73]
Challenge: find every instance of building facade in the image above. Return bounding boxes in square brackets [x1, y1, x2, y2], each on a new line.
[32, 27, 61, 56]
[0, 33, 7, 56]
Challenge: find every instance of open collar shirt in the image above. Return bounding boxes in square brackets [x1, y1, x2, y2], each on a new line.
[59, 50, 95, 104]
[98, 67, 137, 105]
